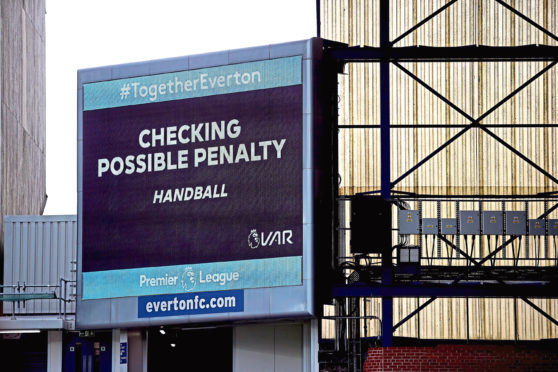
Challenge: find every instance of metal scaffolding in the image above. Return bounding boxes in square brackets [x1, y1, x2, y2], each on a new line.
[323, 0, 558, 352]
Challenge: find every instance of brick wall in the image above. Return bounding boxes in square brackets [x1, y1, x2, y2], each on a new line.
[363, 344, 558, 372]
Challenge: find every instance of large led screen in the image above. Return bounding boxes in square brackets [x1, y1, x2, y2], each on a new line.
[81, 56, 303, 300]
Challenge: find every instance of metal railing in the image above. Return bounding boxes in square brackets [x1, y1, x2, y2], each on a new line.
[0, 277, 76, 320]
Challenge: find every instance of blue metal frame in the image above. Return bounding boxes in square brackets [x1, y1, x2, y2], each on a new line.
[331, 283, 558, 298]
[379, 0, 393, 348]
[328, 0, 558, 347]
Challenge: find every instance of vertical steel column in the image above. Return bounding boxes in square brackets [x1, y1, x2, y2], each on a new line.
[380, 2, 391, 199]
[380, 0, 393, 347]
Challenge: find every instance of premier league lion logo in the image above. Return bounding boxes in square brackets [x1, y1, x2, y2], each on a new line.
[248, 229, 260, 249]
[180, 267, 196, 292]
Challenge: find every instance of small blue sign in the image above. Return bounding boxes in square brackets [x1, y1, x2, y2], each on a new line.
[138, 290, 244, 318]
[120, 342, 127, 364]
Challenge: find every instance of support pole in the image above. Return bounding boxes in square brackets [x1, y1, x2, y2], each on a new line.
[380, 2, 391, 200]
[47, 331, 63, 372]
[380, 0, 393, 347]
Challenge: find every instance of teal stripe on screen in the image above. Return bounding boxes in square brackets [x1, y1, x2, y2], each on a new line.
[82, 256, 302, 299]
[83, 56, 301, 111]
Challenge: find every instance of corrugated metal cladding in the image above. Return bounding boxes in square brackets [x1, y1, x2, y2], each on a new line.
[3, 215, 76, 315]
[321, 0, 558, 340]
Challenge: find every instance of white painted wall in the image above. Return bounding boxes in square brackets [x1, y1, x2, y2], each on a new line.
[112, 329, 129, 372]
[47, 331, 63, 372]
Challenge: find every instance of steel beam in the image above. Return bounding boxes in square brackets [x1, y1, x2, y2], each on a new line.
[389, 60, 557, 188]
[332, 283, 558, 298]
[379, 0, 393, 348]
[480, 126, 558, 185]
[520, 298, 558, 328]
[338, 124, 558, 129]
[329, 45, 558, 64]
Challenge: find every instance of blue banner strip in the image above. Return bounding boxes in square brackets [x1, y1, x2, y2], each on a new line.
[84, 56, 301, 111]
[82, 256, 301, 299]
[138, 290, 244, 318]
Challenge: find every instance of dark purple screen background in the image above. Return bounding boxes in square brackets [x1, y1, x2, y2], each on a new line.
[82, 86, 302, 272]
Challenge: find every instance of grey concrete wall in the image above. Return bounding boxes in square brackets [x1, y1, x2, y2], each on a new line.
[233, 323, 303, 372]
[0, 0, 47, 253]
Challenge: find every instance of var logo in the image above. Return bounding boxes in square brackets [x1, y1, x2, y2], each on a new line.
[248, 229, 293, 249]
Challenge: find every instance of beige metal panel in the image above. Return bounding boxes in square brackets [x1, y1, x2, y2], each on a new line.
[322, 298, 558, 341]
[321, 0, 558, 47]
[321, 304, 336, 339]
[346, 0, 554, 46]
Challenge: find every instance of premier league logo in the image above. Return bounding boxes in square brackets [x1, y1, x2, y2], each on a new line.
[180, 267, 196, 292]
[248, 229, 260, 249]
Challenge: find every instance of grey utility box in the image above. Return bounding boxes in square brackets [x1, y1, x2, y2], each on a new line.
[399, 210, 420, 235]
[529, 219, 546, 236]
[549, 219, 558, 235]
[398, 246, 421, 264]
[460, 211, 480, 235]
[422, 218, 438, 235]
[505, 211, 526, 235]
[441, 218, 457, 235]
[482, 211, 503, 235]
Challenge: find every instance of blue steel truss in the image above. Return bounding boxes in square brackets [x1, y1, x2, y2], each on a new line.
[324, 0, 558, 347]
